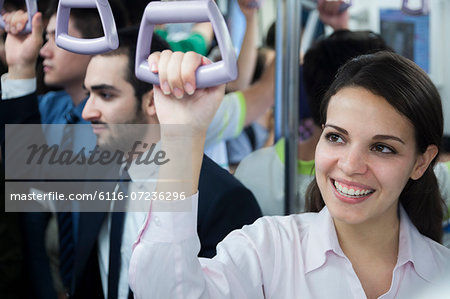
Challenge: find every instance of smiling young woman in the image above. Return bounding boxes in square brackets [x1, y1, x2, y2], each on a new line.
[302, 51, 447, 298]
[306, 52, 445, 243]
[129, 50, 450, 299]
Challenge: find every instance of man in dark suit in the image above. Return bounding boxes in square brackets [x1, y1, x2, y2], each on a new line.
[77, 29, 262, 298]
[1, 27, 262, 299]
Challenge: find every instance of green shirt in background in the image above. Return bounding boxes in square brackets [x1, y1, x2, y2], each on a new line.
[155, 29, 209, 56]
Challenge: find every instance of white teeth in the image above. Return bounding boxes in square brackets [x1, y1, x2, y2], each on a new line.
[335, 181, 341, 191]
[335, 182, 340, 192]
[334, 180, 373, 197]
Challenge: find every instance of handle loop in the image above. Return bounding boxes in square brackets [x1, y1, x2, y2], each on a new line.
[135, 0, 237, 88]
[56, 0, 118, 54]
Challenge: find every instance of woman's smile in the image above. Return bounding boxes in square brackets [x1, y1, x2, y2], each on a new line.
[331, 178, 375, 204]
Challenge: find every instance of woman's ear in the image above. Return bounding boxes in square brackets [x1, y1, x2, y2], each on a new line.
[410, 144, 439, 180]
[141, 89, 156, 117]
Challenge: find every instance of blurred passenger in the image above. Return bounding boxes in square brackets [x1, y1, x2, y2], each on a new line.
[226, 0, 262, 92]
[226, 47, 275, 172]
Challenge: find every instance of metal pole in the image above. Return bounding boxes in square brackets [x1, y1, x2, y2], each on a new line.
[274, 1, 284, 143]
[275, 0, 301, 215]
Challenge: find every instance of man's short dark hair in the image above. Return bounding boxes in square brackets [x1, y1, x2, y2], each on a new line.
[99, 27, 171, 102]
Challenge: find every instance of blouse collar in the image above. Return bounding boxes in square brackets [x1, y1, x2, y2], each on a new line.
[304, 205, 443, 282]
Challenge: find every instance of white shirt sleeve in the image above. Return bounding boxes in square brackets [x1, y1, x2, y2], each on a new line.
[205, 91, 247, 148]
[1, 73, 37, 99]
[128, 193, 265, 299]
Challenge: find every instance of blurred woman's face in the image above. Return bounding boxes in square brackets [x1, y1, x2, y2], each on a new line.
[314, 87, 429, 228]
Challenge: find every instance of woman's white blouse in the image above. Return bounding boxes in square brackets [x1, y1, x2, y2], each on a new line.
[129, 194, 450, 299]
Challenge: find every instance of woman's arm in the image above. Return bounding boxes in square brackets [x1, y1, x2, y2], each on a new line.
[226, 0, 260, 92]
[129, 193, 268, 299]
[128, 50, 266, 298]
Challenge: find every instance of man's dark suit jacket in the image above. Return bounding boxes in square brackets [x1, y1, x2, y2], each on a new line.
[1, 93, 263, 299]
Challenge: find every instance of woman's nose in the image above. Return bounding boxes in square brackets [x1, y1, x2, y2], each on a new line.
[337, 145, 368, 176]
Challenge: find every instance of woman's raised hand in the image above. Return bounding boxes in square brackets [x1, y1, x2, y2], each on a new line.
[148, 50, 225, 137]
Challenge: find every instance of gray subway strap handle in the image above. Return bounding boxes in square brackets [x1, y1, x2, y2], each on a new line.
[302, 0, 351, 12]
[0, 0, 38, 34]
[338, 0, 352, 13]
[135, 0, 238, 89]
[56, 0, 118, 55]
[246, 0, 264, 9]
[402, 0, 429, 15]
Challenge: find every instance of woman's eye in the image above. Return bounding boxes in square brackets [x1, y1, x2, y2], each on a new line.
[325, 133, 344, 144]
[371, 144, 396, 154]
